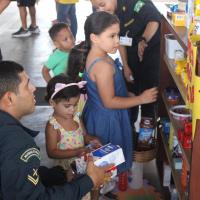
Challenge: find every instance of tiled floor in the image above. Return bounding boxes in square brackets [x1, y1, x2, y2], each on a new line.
[0, 0, 92, 87]
[1, 0, 163, 199]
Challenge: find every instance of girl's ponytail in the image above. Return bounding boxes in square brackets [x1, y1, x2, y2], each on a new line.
[67, 41, 90, 82]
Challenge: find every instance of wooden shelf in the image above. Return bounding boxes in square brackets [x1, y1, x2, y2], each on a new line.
[154, 2, 188, 51]
[164, 17, 187, 51]
[162, 93, 192, 170]
[160, 130, 186, 200]
[164, 55, 187, 103]
[154, 1, 200, 199]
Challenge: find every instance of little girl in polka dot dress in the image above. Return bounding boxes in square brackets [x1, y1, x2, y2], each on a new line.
[45, 74, 102, 200]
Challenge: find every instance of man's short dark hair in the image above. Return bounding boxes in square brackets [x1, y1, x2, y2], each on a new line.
[48, 23, 69, 41]
[0, 61, 24, 99]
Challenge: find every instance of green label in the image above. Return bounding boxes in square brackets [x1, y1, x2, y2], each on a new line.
[133, 0, 145, 13]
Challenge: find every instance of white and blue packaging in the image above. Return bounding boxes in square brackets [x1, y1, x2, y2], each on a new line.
[91, 143, 125, 177]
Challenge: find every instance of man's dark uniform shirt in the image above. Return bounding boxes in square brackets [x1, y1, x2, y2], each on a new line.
[116, 0, 161, 119]
[0, 110, 93, 199]
[116, 0, 160, 49]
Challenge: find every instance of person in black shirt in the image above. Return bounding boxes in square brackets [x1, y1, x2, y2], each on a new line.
[91, 0, 161, 122]
[0, 60, 112, 200]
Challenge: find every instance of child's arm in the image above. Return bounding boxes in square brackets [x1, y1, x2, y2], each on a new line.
[42, 66, 52, 83]
[89, 60, 158, 109]
[45, 122, 89, 159]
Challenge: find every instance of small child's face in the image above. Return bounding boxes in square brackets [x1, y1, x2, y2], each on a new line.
[52, 95, 80, 119]
[54, 28, 75, 52]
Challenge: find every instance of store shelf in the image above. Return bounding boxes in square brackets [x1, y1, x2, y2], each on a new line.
[154, 2, 188, 51]
[162, 93, 191, 170]
[164, 18, 188, 51]
[160, 130, 186, 200]
[164, 55, 187, 103]
[155, 1, 200, 199]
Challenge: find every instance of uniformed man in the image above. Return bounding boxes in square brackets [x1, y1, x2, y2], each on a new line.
[91, 0, 161, 122]
[0, 61, 112, 199]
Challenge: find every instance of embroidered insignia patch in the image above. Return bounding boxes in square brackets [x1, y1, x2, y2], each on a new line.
[27, 168, 39, 186]
[20, 148, 41, 162]
[133, 0, 145, 13]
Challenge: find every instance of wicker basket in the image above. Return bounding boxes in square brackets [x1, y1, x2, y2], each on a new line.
[133, 137, 157, 163]
[133, 117, 158, 163]
[133, 146, 157, 163]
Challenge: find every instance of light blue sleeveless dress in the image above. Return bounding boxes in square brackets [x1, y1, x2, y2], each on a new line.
[82, 57, 133, 173]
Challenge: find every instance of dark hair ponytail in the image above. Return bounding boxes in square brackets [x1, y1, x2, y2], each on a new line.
[67, 41, 89, 82]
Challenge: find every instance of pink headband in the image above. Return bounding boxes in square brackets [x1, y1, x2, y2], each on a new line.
[51, 81, 87, 99]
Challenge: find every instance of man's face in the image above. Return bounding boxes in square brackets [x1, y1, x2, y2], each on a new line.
[91, 0, 117, 14]
[13, 71, 36, 118]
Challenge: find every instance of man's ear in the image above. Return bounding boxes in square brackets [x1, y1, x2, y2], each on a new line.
[1, 91, 15, 107]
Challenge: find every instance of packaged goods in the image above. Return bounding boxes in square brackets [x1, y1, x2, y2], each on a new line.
[91, 143, 125, 177]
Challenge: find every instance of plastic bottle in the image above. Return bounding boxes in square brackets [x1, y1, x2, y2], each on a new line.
[171, 188, 178, 200]
[118, 171, 128, 191]
[129, 162, 143, 189]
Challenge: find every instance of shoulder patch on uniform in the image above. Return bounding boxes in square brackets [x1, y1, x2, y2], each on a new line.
[20, 148, 41, 163]
[133, 0, 145, 13]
